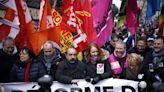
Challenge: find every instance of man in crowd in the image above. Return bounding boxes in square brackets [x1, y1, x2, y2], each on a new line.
[0, 37, 19, 83]
[143, 37, 164, 82]
[128, 37, 153, 58]
[103, 33, 120, 54]
[38, 40, 63, 79]
[55, 47, 86, 84]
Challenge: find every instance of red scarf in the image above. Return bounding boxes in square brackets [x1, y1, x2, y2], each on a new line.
[25, 59, 31, 82]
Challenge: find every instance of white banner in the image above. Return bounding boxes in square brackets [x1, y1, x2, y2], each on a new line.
[0, 78, 138, 92]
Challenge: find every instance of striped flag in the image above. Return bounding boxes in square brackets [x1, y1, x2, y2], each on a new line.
[0, 8, 19, 42]
[0, 0, 19, 48]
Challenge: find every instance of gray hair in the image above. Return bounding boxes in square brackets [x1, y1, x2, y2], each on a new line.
[115, 40, 126, 48]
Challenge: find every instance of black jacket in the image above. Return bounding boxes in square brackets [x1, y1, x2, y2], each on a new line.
[85, 59, 112, 79]
[143, 50, 164, 82]
[0, 49, 19, 83]
[38, 48, 63, 79]
[10, 57, 46, 82]
[102, 43, 115, 54]
[55, 59, 86, 84]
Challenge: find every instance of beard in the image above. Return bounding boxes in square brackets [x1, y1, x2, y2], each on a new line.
[69, 58, 77, 63]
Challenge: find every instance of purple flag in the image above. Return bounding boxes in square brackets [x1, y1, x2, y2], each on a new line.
[92, 0, 113, 47]
[126, 0, 139, 35]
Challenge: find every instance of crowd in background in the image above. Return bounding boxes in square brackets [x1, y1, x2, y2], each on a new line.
[0, 0, 164, 91]
[0, 16, 164, 92]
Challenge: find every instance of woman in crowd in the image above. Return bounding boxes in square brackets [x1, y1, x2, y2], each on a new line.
[10, 47, 46, 82]
[84, 42, 112, 84]
[125, 53, 161, 92]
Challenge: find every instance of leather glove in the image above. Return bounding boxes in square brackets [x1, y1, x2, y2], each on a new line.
[85, 76, 91, 82]
[91, 77, 100, 84]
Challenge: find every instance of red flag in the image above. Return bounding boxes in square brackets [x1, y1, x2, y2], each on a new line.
[59, 0, 97, 52]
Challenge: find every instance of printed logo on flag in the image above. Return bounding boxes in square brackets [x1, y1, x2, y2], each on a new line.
[97, 63, 104, 74]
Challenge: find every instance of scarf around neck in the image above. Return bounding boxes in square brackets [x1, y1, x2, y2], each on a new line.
[25, 59, 31, 82]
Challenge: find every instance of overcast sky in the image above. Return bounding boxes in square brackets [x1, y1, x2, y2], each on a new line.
[113, 0, 122, 10]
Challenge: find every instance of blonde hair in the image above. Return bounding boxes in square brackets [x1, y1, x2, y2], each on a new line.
[127, 53, 142, 66]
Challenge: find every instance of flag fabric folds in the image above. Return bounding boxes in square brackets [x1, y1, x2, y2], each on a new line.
[0, 8, 19, 42]
[29, 27, 60, 54]
[39, 0, 54, 31]
[59, 0, 97, 52]
[92, 0, 113, 47]
[146, 0, 161, 18]
[29, 0, 56, 54]
[126, 0, 139, 35]
[159, 3, 164, 37]
[0, 0, 20, 48]
[14, 0, 35, 48]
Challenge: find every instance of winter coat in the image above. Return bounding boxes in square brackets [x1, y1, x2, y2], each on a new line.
[85, 59, 112, 79]
[143, 50, 164, 82]
[108, 54, 128, 78]
[0, 49, 19, 83]
[10, 57, 46, 82]
[38, 48, 63, 79]
[55, 59, 86, 84]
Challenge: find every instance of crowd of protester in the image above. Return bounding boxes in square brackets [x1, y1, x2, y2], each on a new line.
[0, 16, 164, 92]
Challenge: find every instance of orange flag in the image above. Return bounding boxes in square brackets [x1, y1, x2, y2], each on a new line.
[39, 0, 54, 31]
[14, 0, 35, 48]
[29, 0, 60, 55]
[29, 27, 60, 55]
